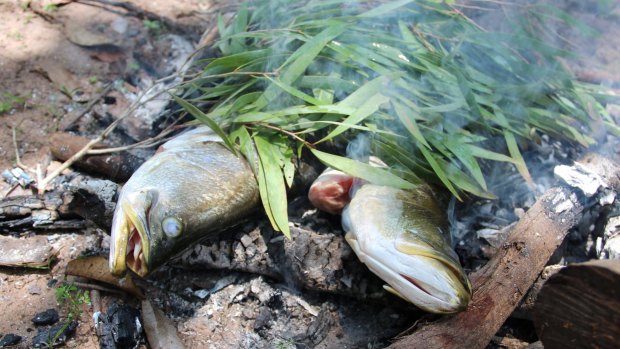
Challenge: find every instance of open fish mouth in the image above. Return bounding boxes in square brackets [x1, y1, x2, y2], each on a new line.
[126, 221, 148, 276]
[110, 202, 150, 277]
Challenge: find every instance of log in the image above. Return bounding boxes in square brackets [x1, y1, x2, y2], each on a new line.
[388, 187, 583, 349]
[531, 259, 620, 349]
[50, 132, 145, 182]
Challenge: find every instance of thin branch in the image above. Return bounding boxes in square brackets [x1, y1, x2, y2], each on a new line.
[12, 126, 32, 172]
[36, 83, 168, 194]
[73, 281, 124, 296]
[253, 122, 315, 149]
[86, 119, 187, 155]
[61, 83, 114, 131]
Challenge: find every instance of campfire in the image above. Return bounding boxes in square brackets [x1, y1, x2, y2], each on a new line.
[1, 1, 619, 348]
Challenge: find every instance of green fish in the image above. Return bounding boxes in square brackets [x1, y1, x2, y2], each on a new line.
[109, 127, 259, 277]
[309, 167, 472, 313]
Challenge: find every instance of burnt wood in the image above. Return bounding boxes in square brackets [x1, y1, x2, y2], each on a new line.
[388, 187, 583, 349]
[532, 259, 620, 349]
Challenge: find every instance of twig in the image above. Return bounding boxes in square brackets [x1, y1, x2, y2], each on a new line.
[86, 119, 186, 155]
[73, 281, 124, 296]
[90, 289, 101, 314]
[61, 83, 114, 131]
[37, 83, 166, 194]
[12, 126, 32, 172]
[254, 122, 315, 149]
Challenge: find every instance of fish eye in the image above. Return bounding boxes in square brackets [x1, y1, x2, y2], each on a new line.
[162, 217, 183, 238]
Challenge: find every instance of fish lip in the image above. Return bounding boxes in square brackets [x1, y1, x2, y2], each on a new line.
[346, 233, 471, 313]
[123, 201, 151, 277]
[110, 200, 151, 277]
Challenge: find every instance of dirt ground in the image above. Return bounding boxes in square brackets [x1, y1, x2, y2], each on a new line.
[1, 0, 619, 348]
[0, 0, 211, 347]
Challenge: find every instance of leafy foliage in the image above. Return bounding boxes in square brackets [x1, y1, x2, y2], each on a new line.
[177, 0, 613, 235]
[55, 283, 91, 321]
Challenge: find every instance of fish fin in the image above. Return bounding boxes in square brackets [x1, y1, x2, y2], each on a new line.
[383, 285, 409, 302]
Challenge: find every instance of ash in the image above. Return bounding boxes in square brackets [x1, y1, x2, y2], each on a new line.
[450, 134, 594, 271]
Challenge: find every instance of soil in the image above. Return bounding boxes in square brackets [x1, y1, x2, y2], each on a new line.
[0, 1, 619, 348]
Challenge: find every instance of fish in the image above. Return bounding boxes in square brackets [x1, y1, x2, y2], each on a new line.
[109, 127, 260, 277]
[309, 166, 472, 314]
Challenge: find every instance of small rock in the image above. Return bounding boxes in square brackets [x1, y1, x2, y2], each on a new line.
[28, 285, 42, 295]
[245, 245, 257, 258]
[0, 334, 22, 347]
[242, 308, 257, 320]
[194, 289, 210, 299]
[32, 309, 59, 326]
[254, 306, 272, 331]
[240, 235, 253, 248]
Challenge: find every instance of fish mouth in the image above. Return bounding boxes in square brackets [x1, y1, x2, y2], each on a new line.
[110, 201, 150, 277]
[395, 258, 472, 313]
[345, 233, 471, 313]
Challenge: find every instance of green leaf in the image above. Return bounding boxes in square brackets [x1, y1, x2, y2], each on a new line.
[504, 130, 533, 185]
[230, 125, 259, 176]
[419, 144, 460, 199]
[255, 23, 347, 109]
[358, 0, 414, 17]
[310, 148, 415, 189]
[318, 93, 389, 142]
[254, 134, 291, 239]
[392, 100, 430, 148]
[445, 140, 487, 191]
[265, 76, 326, 106]
[171, 95, 237, 155]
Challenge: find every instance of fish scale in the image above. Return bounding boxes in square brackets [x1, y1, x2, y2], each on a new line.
[109, 126, 259, 277]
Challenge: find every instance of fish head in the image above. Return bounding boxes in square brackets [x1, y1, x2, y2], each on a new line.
[110, 187, 190, 277]
[344, 225, 472, 313]
[342, 185, 472, 314]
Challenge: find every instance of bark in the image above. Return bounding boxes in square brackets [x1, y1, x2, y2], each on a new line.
[388, 187, 583, 349]
[0, 175, 118, 232]
[175, 214, 387, 298]
[532, 259, 620, 349]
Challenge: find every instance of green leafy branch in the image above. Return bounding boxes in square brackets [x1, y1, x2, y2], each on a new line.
[176, 0, 615, 237]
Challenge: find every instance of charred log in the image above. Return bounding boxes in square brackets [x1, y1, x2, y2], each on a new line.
[388, 186, 583, 349]
[532, 259, 620, 349]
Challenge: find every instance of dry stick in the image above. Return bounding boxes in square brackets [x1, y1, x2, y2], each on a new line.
[12, 126, 31, 172]
[36, 84, 165, 194]
[61, 83, 114, 131]
[388, 186, 583, 349]
[86, 119, 185, 155]
[36, 21, 225, 193]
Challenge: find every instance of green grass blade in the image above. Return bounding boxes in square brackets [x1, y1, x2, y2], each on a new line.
[317, 93, 389, 143]
[392, 100, 430, 148]
[255, 23, 347, 109]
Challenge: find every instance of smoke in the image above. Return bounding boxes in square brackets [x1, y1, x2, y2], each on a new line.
[346, 133, 371, 162]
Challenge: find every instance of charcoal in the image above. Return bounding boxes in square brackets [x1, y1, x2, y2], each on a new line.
[32, 321, 77, 348]
[31, 309, 59, 326]
[0, 334, 22, 347]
